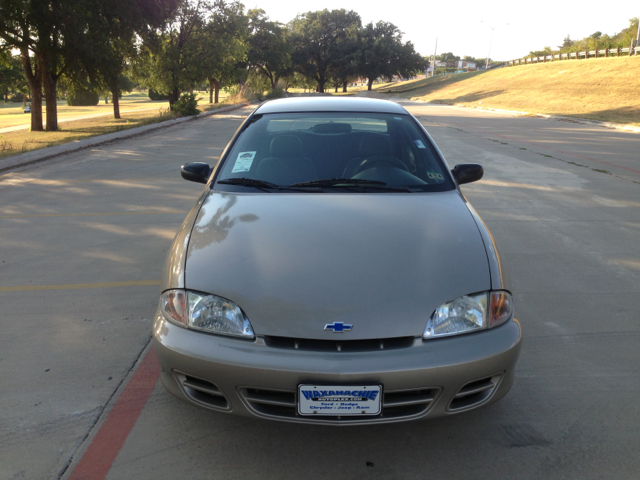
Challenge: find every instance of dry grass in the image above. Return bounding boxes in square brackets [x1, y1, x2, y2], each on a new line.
[0, 102, 230, 162]
[379, 57, 640, 126]
[0, 92, 163, 130]
[0, 91, 229, 130]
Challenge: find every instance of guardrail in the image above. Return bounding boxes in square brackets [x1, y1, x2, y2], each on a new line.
[505, 46, 640, 66]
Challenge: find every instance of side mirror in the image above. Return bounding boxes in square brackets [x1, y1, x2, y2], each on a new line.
[181, 162, 211, 184]
[451, 163, 484, 185]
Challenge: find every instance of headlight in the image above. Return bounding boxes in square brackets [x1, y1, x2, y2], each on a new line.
[161, 289, 255, 338]
[423, 291, 513, 339]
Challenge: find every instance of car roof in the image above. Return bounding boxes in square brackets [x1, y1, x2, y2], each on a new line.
[254, 96, 408, 115]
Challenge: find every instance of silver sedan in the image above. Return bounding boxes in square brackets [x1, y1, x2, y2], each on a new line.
[153, 97, 521, 424]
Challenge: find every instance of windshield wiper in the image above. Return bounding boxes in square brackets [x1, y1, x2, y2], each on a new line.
[290, 178, 412, 192]
[290, 178, 387, 187]
[217, 177, 280, 192]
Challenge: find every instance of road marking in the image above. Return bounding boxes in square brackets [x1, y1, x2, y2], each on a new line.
[0, 280, 160, 292]
[0, 210, 188, 219]
[68, 347, 160, 480]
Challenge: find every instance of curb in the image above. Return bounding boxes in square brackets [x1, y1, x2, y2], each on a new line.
[360, 90, 640, 135]
[0, 103, 249, 173]
[454, 104, 640, 133]
[531, 113, 640, 133]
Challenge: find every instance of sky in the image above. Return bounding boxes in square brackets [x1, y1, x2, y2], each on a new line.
[247, 0, 638, 61]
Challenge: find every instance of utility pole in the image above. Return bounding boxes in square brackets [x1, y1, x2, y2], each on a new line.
[486, 28, 494, 69]
[432, 37, 438, 77]
[482, 22, 508, 69]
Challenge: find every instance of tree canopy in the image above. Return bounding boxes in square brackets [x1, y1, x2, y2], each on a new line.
[1, 1, 434, 125]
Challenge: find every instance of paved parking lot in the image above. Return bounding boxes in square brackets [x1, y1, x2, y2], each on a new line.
[1, 102, 638, 480]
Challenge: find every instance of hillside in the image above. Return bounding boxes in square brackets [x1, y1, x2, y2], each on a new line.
[378, 57, 640, 126]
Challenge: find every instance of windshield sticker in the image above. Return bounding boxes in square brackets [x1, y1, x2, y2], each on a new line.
[414, 139, 426, 149]
[427, 172, 444, 180]
[231, 151, 256, 173]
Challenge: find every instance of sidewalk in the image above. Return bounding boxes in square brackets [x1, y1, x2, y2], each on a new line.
[0, 106, 163, 134]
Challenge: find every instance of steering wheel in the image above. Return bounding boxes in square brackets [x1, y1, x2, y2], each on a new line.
[354, 155, 409, 175]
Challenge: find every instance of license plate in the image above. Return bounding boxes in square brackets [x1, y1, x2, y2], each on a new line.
[298, 385, 382, 416]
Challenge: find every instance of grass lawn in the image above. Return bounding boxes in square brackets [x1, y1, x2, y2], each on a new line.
[0, 90, 229, 130]
[0, 95, 230, 163]
[378, 57, 640, 126]
[286, 81, 397, 96]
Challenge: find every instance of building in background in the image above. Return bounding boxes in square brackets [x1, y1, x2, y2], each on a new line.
[457, 61, 476, 70]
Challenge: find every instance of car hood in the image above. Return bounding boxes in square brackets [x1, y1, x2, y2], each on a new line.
[184, 191, 490, 340]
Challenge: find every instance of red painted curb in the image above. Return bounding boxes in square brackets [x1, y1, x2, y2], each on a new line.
[68, 348, 160, 480]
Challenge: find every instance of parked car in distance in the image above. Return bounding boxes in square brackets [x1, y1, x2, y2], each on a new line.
[153, 97, 521, 424]
[24, 105, 31, 113]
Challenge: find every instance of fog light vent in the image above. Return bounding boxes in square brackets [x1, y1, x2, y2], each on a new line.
[175, 371, 229, 411]
[448, 373, 503, 412]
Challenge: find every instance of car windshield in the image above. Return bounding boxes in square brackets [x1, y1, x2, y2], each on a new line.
[215, 112, 454, 193]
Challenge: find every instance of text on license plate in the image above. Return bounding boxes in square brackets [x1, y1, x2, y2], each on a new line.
[298, 385, 382, 416]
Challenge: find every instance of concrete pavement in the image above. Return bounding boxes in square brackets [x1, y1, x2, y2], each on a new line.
[1, 100, 638, 479]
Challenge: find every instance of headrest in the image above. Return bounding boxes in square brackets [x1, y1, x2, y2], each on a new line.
[312, 123, 352, 134]
[270, 135, 303, 157]
[360, 134, 392, 157]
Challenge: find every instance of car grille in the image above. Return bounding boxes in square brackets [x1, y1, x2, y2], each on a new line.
[448, 373, 503, 412]
[174, 371, 230, 411]
[263, 335, 415, 352]
[238, 386, 440, 423]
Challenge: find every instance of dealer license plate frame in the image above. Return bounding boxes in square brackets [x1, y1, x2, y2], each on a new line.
[297, 384, 382, 416]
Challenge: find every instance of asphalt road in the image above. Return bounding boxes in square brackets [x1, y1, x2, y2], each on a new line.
[0, 102, 638, 480]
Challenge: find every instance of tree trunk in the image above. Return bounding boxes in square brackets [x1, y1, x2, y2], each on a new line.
[39, 51, 59, 132]
[20, 51, 43, 131]
[343, 82, 347, 93]
[189, 84, 193, 94]
[112, 88, 120, 119]
[367, 78, 374, 91]
[334, 84, 338, 93]
[42, 72, 58, 131]
[213, 80, 219, 104]
[105, 94, 109, 104]
[168, 87, 179, 109]
[209, 78, 213, 104]
[317, 75, 326, 93]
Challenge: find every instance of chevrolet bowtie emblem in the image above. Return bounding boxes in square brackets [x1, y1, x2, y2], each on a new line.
[324, 322, 353, 332]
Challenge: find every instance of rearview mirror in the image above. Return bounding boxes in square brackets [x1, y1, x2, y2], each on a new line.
[181, 162, 211, 184]
[451, 163, 484, 185]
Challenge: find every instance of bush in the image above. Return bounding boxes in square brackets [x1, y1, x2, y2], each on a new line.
[149, 88, 169, 100]
[67, 88, 99, 106]
[225, 85, 259, 104]
[9, 93, 24, 103]
[265, 81, 287, 100]
[171, 93, 200, 116]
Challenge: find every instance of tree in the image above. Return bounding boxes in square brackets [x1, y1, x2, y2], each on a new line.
[247, 9, 291, 90]
[356, 21, 426, 90]
[0, 52, 28, 103]
[135, 0, 211, 108]
[328, 21, 359, 93]
[529, 47, 553, 57]
[0, 1, 46, 130]
[289, 9, 361, 93]
[200, 1, 248, 104]
[1, 0, 166, 130]
[74, 0, 178, 119]
[559, 35, 574, 51]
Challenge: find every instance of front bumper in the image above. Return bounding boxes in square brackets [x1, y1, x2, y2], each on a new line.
[153, 313, 521, 425]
